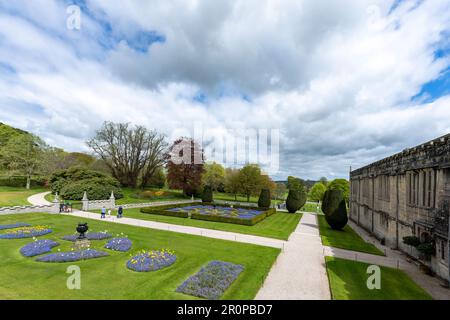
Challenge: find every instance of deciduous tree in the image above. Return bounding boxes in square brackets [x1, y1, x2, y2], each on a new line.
[87, 122, 166, 188]
[166, 138, 204, 196]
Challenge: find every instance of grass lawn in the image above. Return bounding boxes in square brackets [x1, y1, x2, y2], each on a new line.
[301, 202, 322, 213]
[0, 213, 279, 300]
[92, 207, 302, 240]
[0, 186, 48, 207]
[325, 257, 432, 300]
[318, 215, 384, 256]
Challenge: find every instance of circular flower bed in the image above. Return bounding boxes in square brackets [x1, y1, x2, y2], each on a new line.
[127, 249, 176, 272]
[105, 238, 132, 252]
[0, 223, 31, 230]
[20, 239, 60, 257]
[0, 226, 52, 239]
[36, 249, 109, 263]
[62, 232, 112, 242]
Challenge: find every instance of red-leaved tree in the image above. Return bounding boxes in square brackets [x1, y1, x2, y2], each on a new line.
[166, 138, 205, 196]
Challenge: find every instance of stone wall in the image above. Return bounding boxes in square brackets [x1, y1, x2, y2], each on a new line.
[0, 202, 60, 215]
[350, 133, 450, 280]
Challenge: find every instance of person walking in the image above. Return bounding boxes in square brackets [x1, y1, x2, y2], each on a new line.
[101, 206, 106, 219]
[107, 208, 112, 219]
[117, 206, 123, 219]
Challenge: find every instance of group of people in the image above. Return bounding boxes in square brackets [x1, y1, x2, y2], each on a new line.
[59, 201, 72, 213]
[101, 206, 124, 219]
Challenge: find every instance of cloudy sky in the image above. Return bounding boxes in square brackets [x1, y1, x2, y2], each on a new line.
[0, 0, 449, 180]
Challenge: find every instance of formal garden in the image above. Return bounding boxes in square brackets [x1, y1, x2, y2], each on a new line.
[0, 121, 438, 301]
[0, 212, 279, 299]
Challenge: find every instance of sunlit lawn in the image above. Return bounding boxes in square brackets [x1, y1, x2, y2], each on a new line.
[0, 213, 279, 300]
[0, 186, 48, 207]
[91, 207, 302, 240]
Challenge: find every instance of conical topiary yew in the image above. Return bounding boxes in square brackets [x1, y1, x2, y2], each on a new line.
[321, 189, 348, 230]
[258, 188, 271, 208]
[202, 185, 213, 203]
[286, 189, 307, 213]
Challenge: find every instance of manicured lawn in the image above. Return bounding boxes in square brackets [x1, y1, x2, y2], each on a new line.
[0, 213, 279, 300]
[0, 187, 48, 207]
[325, 257, 432, 300]
[301, 202, 322, 213]
[318, 215, 384, 256]
[92, 208, 302, 240]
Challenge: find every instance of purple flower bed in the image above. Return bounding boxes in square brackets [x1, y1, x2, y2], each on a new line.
[176, 261, 244, 300]
[168, 205, 264, 219]
[36, 249, 109, 263]
[0, 223, 31, 230]
[105, 238, 132, 252]
[0, 226, 52, 239]
[62, 232, 112, 242]
[127, 249, 176, 272]
[20, 239, 60, 257]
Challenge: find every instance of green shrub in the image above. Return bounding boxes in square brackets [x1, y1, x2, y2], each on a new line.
[416, 243, 435, 256]
[60, 178, 123, 200]
[286, 189, 306, 213]
[202, 185, 213, 203]
[50, 167, 117, 193]
[50, 167, 122, 200]
[321, 189, 348, 230]
[258, 189, 271, 209]
[403, 236, 421, 247]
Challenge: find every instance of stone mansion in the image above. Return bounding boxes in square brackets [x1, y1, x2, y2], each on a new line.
[350, 134, 450, 280]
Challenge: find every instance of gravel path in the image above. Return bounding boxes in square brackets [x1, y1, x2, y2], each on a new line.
[255, 213, 331, 300]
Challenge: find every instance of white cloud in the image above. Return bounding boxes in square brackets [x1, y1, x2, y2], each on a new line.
[0, 0, 449, 180]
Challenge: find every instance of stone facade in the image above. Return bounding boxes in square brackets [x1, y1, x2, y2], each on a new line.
[350, 134, 450, 281]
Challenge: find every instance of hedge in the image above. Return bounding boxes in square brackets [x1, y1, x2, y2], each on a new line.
[140, 202, 275, 226]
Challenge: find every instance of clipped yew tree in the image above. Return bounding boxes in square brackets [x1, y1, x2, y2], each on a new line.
[321, 189, 348, 230]
[286, 189, 307, 213]
[202, 185, 213, 203]
[258, 188, 271, 209]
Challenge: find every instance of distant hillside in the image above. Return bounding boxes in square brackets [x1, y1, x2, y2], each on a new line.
[0, 122, 31, 147]
[0, 122, 96, 167]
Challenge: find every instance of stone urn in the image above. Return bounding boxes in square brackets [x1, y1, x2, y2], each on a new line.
[76, 222, 89, 240]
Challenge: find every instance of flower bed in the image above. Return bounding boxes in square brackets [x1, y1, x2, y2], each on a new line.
[0, 226, 52, 239]
[20, 239, 60, 257]
[36, 249, 109, 263]
[127, 249, 176, 272]
[62, 232, 112, 241]
[176, 261, 244, 300]
[105, 238, 132, 252]
[0, 223, 31, 230]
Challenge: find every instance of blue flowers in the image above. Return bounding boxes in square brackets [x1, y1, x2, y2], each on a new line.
[0, 226, 52, 239]
[20, 239, 59, 257]
[36, 249, 109, 263]
[127, 249, 176, 272]
[105, 238, 132, 252]
[0, 223, 31, 230]
[168, 205, 264, 220]
[62, 232, 112, 242]
[176, 261, 244, 300]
